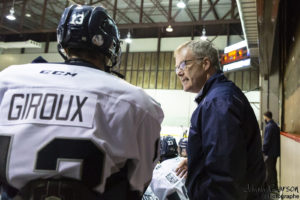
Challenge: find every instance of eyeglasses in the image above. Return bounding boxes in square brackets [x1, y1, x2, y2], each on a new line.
[175, 57, 204, 74]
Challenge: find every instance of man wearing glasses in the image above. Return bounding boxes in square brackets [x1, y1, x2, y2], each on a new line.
[174, 40, 266, 200]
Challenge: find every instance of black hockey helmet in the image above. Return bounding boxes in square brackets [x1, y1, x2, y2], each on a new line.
[178, 138, 188, 155]
[160, 136, 178, 159]
[178, 138, 188, 149]
[57, 5, 121, 67]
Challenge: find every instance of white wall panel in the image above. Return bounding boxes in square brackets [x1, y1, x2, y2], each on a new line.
[160, 37, 192, 52]
[280, 135, 300, 195]
[121, 38, 158, 52]
[145, 89, 260, 137]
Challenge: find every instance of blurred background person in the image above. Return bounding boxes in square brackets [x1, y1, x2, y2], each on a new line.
[160, 135, 178, 162]
[148, 136, 189, 200]
[263, 111, 280, 190]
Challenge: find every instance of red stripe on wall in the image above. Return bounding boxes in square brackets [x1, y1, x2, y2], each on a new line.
[281, 132, 300, 143]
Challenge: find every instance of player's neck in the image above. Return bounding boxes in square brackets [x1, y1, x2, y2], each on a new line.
[68, 55, 105, 71]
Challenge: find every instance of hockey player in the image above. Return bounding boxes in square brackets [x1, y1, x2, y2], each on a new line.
[142, 187, 159, 200]
[178, 137, 188, 158]
[0, 5, 163, 200]
[148, 136, 189, 200]
[160, 136, 178, 162]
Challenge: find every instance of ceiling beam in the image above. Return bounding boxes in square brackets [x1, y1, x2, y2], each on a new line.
[231, 25, 244, 39]
[231, 0, 235, 19]
[40, 0, 48, 28]
[18, 0, 27, 31]
[30, 0, 60, 27]
[139, 0, 144, 23]
[172, 0, 197, 22]
[222, 8, 233, 20]
[48, 1, 62, 21]
[123, 0, 154, 23]
[0, 24, 20, 34]
[101, 0, 134, 24]
[1, 2, 44, 32]
[168, 0, 172, 22]
[226, 24, 230, 45]
[113, 0, 117, 20]
[113, 19, 241, 29]
[1, 0, 8, 25]
[149, 0, 168, 20]
[234, 12, 239, 19]
[191, 25, 194, 40]
[155, 29, 161, 89]
[210, 35, 218, 42]
[0, 19, 241, 35]
[49, 1, 69, 10]
[207, 0, 219, 19]
[146, 4, 156, 17]
[202, 0, 219, 19]
[199, 0, 202, 21]
[185, 5, 196, 21]
[172, 8, 181, 21]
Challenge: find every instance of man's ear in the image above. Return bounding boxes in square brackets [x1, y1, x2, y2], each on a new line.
[202, 57, 211, 71]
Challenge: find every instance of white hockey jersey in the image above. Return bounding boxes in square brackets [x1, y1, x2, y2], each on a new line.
[150, 157, 189, 200]
[0, 62, 164, 196]
[142, 186, 159, 200]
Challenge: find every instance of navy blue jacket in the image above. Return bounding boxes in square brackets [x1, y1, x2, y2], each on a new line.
[186, 72, 266, 200]
[263, 120, 280, 157]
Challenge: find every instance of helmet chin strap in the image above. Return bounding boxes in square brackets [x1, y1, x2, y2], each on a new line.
[57, 44, 68, 61]
[111, 70, 125, 79]
[104, 65, 110, 73]
[104, 64, 124, 79]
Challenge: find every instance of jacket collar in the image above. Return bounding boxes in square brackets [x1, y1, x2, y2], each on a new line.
[195, 70, 224, 104]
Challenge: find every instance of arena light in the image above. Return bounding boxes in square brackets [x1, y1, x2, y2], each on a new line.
[177, 1, 186, 8]
[166, 25, 173, 32]
[6, 7, 16, 21]
[125, 32, 132, 44]
[200, 28, 207, 41]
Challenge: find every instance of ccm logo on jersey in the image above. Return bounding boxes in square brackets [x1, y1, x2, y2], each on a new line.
[40, 70, 77, 77]
[0, 89, 97, 128]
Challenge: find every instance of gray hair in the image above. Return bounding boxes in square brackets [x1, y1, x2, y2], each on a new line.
[175, 40, 221, 70]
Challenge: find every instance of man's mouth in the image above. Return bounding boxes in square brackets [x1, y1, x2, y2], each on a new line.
[182, 78, 189, 83]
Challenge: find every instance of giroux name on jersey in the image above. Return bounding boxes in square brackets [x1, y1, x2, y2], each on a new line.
[8, 93, 88, 122]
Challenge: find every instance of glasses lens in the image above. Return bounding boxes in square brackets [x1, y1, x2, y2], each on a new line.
[175, 61, 186, 74]
[179, 61, 186, 70]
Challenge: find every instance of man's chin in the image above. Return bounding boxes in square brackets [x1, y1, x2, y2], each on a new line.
[183, 84, 197, 93]
[183, 87, 192, 92]
[183, 86, 189, 92]
[184, 87, 200, 93]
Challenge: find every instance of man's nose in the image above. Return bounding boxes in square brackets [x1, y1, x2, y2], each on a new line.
[177, 70, 184, 76]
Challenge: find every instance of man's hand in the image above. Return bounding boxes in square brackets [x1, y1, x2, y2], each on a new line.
[176, 158, 188, 178]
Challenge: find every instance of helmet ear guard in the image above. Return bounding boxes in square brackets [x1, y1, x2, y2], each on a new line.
[57, 5, 121, 68]
[88, 8, 121, 67]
